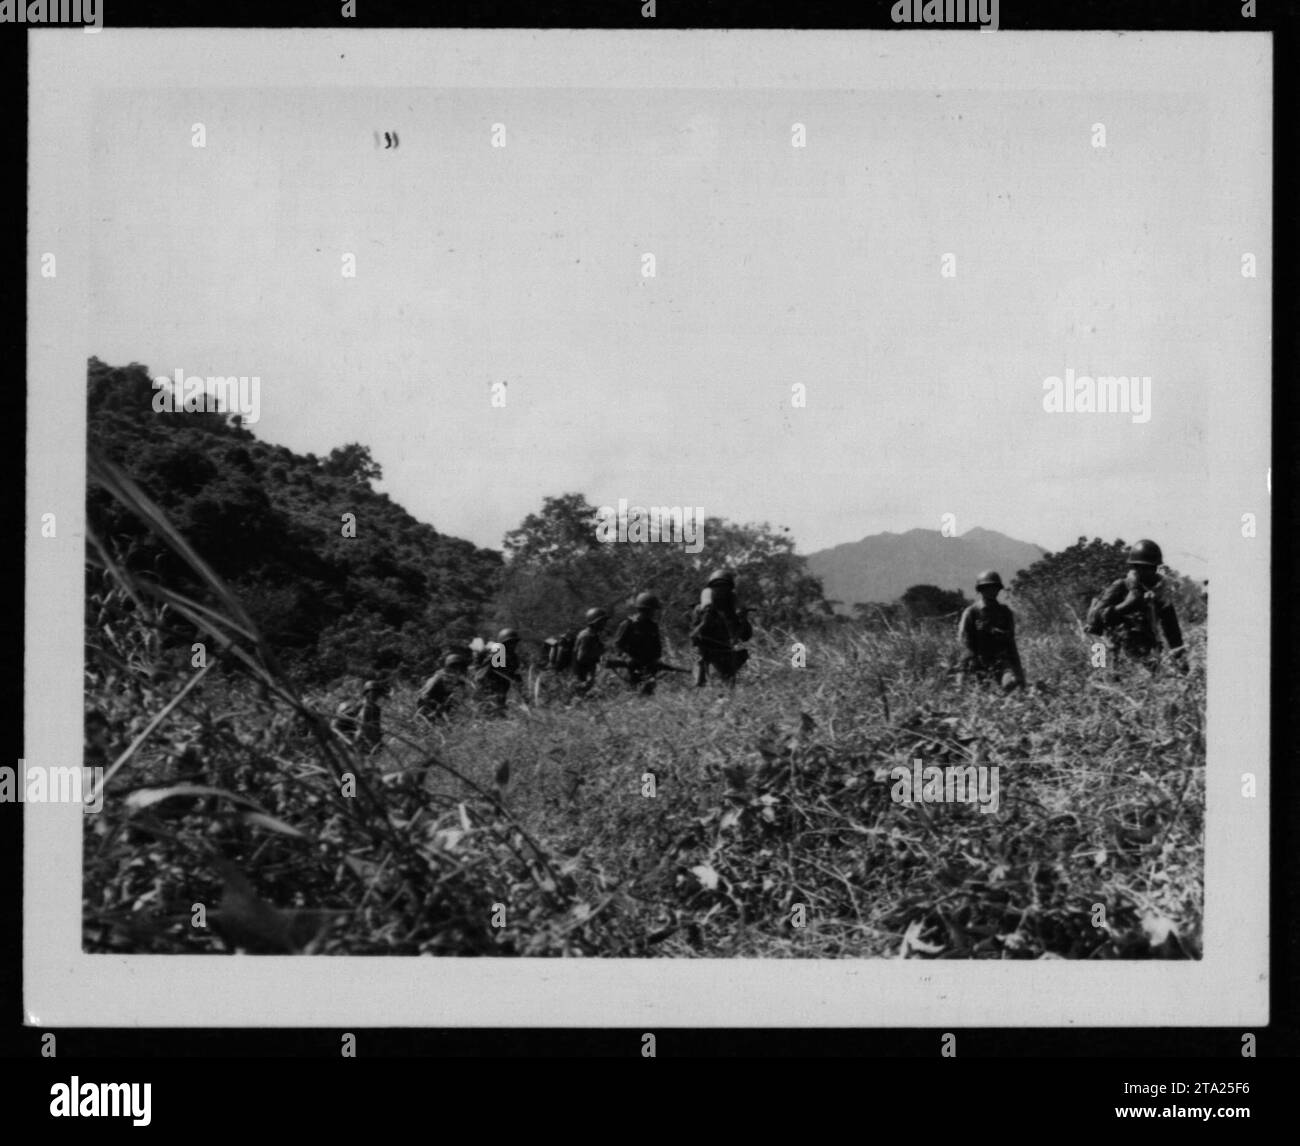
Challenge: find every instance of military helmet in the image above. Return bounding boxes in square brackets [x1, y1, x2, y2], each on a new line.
[707, 567, 737, 586]
[975, 570, 1004, 589]
[634, 592, 661, 611]
[584, 607, 608, 624]
[1126, 539, 1163, 567]
[443, 653, 470, 668]
[497, 627, 520, 643]
[363, 679, 387, 695]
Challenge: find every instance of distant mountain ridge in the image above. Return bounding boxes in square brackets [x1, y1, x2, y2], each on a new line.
[805, 527, 1047, 612]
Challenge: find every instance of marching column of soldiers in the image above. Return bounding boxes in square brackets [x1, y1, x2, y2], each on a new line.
[331, 539, 1190, 748]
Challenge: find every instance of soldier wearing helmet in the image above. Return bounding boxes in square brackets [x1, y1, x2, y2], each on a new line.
[691, 567, 753, 687]
[956, 571, 1026, 692]
[416, 654, 472, 723]
[475, 628, 524, 713]
[612, 592, 665, 694]
[572, 607, 610, 694]
[1088, 540, 1186, 668]
[333, 678, 390, 750]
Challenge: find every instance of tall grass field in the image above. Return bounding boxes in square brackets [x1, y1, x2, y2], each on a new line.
[84, 469, 1205, 961]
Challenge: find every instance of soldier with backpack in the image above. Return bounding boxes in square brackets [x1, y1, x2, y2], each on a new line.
[1086, 539, 1187, 669]
[572, 607, 609, 694]
[474, 628, 524, 713]
[545, 630, 578, 673]
[956, 572, 1026, 692]
[690, 568, 753, 687]
[611, 592, 668, 695]
[333, 679, 389, 751]
[416, 654, 472, 723]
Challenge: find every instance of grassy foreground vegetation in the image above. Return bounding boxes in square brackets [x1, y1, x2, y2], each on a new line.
[86, 564, 1204, 959]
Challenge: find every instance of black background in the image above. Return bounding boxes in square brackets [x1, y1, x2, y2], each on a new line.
[2, 0, 1295, 1120]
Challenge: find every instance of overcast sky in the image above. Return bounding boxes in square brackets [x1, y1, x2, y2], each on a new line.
[86, 33, 1271, 580]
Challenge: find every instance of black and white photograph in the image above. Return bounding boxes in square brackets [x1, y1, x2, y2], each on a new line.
[24, 23, 1269, 1029]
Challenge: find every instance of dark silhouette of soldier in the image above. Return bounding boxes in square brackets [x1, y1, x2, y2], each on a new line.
[612, 593, 665, 695]
[572, 608, 609, 694]
[1088, 539, 1187, 670]
[333, 679, 389, 750]
[956, 572, 1026, 692]
[475, 628, 523, 713]
[416, 655, 472, 723]
[690, 567, 753, 687]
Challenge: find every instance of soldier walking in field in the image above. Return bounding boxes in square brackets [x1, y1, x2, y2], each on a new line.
[1086, 539, 1187, 671]
[956, 572, 1026, 692]
[416, 654, 472, 723]
[572, 607, 609, 695]
[611, 592, 668, 695]
[475, 628, 524, 713]
[332, 679, 389, 751]
[690, 567, 754, 687]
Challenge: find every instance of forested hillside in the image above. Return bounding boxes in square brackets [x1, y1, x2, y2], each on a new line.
[86, 358, 502, 682]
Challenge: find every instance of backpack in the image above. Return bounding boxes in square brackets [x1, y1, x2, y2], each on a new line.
[689, 603, 724, 648]
[549, 631, 576, 672]
[1084, 592, 1108, 636]
[692, 600, 752, 646]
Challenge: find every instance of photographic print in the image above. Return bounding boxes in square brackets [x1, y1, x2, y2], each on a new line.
[25, 26, 1269, 1026]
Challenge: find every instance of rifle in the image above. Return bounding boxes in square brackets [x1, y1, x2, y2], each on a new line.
[603, 657, 690, 674]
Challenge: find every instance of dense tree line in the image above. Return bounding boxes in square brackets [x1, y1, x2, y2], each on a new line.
[86, 358, 501, 683]
[86, 362, 833, 682]
[495, 493, 831, 641]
